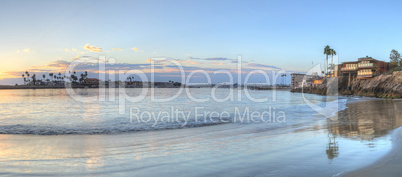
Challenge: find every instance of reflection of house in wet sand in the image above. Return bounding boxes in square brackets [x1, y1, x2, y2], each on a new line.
[324, 100, 402, 159]
[326, 123, 339, 159]
[328, 100, 402, 141]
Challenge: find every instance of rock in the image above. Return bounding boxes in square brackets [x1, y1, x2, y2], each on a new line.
[291, 71, 402, 98]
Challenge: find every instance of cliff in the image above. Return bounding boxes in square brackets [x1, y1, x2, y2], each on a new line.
[291, 71, 402, 98]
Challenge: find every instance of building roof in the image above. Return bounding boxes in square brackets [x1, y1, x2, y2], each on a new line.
[342, 61, 359, 64]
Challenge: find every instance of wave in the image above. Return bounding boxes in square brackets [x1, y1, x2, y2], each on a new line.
[0, 119, 230, 135]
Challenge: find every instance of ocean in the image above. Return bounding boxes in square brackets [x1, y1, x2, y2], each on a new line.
[0, 88, 400, 176]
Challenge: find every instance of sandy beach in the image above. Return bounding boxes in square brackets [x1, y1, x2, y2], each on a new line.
[345, 126, 402, 177]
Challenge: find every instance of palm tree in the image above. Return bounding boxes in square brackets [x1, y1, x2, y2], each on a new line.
[72, 75, 78, 84]
[22, 74, 25, 85]
[31, 74, 36, 85]
[280, 74, 287, 86]
[330, 48, 337, 70]
[324, 45, 332, 74]
[80, 74, 85, 85]
[26, 72, 30, 84]
[283, 74, 287, 85]
[49, 73, 54, 83]
[41, 74, 45, 85]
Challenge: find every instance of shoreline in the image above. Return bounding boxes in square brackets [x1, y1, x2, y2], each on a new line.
[0, 86, 291, 90]
[344, 127, 402, 177]
[291, 71, 402, 99]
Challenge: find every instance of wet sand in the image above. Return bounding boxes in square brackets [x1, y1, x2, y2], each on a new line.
[345, 127, 402, 177]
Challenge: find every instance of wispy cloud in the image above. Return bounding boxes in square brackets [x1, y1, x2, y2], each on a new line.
[187, 56, 200, 60]
[83, 44, 102, 52]
[16, 48, 30, 53]
[132, 47, 143, 52]
[1, 55, 287, 85]
[71, 55, 80, 60]
[65, 48, 78, 52]
[204, 57, 229, 61]
[112, 48, 122, 51]
[247, 63, 281, 70]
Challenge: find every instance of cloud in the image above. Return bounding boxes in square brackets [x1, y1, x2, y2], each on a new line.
[132, 47, 139, 52]
[0, 54, 287, 85]
[16, 48, 30, 53]
[187, 56, 200, 60]
[247, 63, 281, 70]
[181, 60, 200, 65]
[204, 57, 229, 61]
[188, 57, 243, 63]
[65, 48, 77, 52]
[71, 55, 80, 60]
[230, 59, 248, 64]
[46, 60, 71, 68]
[146, 57, 171, 63]
[83, 44, 102, 52]
[211, 62, 225, 65]
[113, 48, 122, 51]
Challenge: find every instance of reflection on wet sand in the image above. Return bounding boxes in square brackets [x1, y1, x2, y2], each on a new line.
[325, 99, 402, 159]
[326, 123, 339, 160]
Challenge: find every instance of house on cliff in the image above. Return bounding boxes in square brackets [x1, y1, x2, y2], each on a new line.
[340, 56, 389, 86]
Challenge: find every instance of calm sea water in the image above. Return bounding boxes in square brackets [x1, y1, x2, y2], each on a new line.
[0, 88, 401, 176]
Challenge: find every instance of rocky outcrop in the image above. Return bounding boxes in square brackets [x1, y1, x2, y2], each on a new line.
[291, 71, 402, 98]
[350, 71, 402, 98]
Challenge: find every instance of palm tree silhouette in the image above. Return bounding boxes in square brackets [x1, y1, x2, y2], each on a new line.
[49, 73, 54, 84]
[330, 49, 337, 70]
[324, 45, 332, 74]
[26, 72, 30, 85]
[22, 74, 25, 85]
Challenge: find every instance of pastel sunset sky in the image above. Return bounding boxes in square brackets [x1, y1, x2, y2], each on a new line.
[1, 0, 401, 84]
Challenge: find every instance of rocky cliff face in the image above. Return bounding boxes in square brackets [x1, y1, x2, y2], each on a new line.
[350, 71, 402, 98]
[291, 71, 402, 98]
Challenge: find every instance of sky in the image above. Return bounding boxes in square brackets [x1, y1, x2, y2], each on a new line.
[1, 0, 402, 84]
